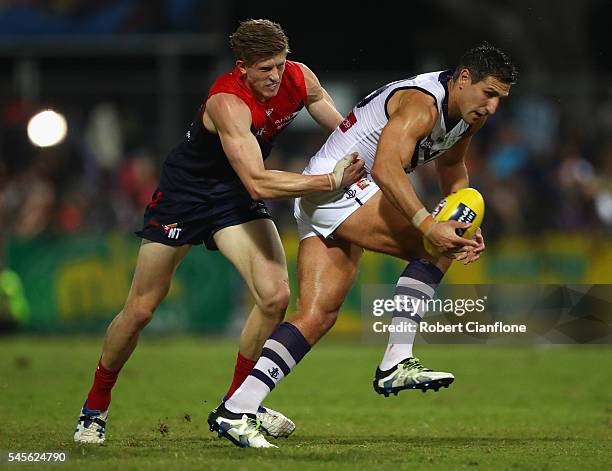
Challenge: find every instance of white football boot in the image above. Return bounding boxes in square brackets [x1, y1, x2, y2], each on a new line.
[208, 403, 277, 449]
[373, 357, 454, 396]
[256, 405, 296, 438]
[74, 403, 108, 444]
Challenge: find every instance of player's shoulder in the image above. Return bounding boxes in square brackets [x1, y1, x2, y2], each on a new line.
[207, 67, 252, 108]
[406, 70, 449, 103]
[289, 60, 310, 75]
[289, 61, 325, 99]
[283, 60, 308, 83]
[208, 67, 251, 102]
[206, 92, 249, 114]
[210, 67, 238, 88]
[286, 59, 305, 71]
[391, 87, 439, 125]
[205, 93, 251, 130]
[278, 60, 308, 99]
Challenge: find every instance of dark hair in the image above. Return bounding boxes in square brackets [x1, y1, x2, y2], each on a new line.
[229, 19, 290, 65]
[453, 43, 518, 84]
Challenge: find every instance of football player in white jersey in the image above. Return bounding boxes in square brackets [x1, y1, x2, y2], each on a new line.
[210, 43, 518, 448]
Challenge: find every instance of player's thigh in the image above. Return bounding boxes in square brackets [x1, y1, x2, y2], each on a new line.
[297, 235, 362, 316]
[335, 190, 446, 265]
[126, 239, 191, 308]
[214, 219, 289, 304]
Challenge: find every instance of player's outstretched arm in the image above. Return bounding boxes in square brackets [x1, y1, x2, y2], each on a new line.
[370, 90, 478, 255]
[298, 63, 344, 134]
[206, 93, 364, 200]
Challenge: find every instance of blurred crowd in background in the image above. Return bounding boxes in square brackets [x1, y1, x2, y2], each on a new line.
[0, 0, 210, 35]
[0, 0, 611, 245]
[2, 93, 611, 243]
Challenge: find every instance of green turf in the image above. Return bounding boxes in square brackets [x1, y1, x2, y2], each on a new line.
[0, 336, 610, 470]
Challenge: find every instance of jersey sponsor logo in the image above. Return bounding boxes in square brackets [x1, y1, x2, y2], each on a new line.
[356, 178, 370, 190]
[340, 111, 357, 133]
[274, 111, 299, 130]
[442, 134, 459, 147]
[162, 223, 183, 240]
[268, 367, 280, 379]
[417, 136, 441, 163]
[420, 136, 434, 151]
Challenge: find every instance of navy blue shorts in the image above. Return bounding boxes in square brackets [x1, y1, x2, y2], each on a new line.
[135, 190, 272, 251]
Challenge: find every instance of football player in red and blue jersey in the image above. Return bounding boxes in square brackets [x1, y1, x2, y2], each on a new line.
[74, 19, 365, 446]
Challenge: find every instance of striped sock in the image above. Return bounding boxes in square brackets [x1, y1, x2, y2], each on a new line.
[225, 322, 310, 414]
[379, 260, 444, 371]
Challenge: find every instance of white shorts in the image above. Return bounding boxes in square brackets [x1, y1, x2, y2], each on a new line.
[294, 176, 380, 240]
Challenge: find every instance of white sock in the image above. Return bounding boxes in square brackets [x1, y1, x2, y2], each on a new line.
[226, 323, 310, 414]
[379, 271, 437, 371]
[226, 375, 271, 414]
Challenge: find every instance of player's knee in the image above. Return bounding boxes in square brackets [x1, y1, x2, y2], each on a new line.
[123, 300, 156, 330]
[259, 283, 290, 319]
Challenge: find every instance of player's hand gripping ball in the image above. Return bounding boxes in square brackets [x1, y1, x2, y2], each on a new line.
[423, 188, 485, 257]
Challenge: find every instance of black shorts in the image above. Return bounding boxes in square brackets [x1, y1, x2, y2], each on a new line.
[135, 190, 272, 251]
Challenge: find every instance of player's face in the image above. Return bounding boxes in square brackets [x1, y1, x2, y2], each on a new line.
[238, 52, 288, 102]
[457, 72, 511, 124]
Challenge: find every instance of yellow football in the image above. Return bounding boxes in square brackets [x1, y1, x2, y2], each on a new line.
[423, 187, 485, 257]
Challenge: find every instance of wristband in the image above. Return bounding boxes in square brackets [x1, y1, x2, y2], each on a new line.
[412, 209, 436, 236]
[411, 208, 430, 228]
[326, 173, 336, 191]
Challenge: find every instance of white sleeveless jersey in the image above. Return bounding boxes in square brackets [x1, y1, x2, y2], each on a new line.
[303, 70, 471, 176]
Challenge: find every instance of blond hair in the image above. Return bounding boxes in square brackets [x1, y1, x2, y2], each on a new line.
[229, 19, 290, 65]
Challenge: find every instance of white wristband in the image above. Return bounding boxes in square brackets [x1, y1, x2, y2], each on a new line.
[326, 173, 335, 191]
[411, 208, 430, 228]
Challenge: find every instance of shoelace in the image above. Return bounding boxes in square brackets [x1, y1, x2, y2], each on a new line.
[258, 409, 279, 420]
[247, 417, 261, 430]
[78, 417, 104, 438]
[241, 417, 265, 441]
[400, 357, 432, 372]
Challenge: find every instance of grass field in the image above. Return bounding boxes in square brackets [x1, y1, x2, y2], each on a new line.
[0, 336, 610, 470]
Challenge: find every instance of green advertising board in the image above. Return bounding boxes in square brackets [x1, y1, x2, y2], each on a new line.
[3, 231, 611, 334]
[4, 234, 237, 333]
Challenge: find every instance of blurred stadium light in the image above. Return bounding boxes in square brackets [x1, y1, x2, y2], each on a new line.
[27, 109, 67, 147]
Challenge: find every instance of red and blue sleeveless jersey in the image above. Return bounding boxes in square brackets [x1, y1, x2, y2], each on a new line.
[160, 60, 307, 202]
[208, 60, 307, 147]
